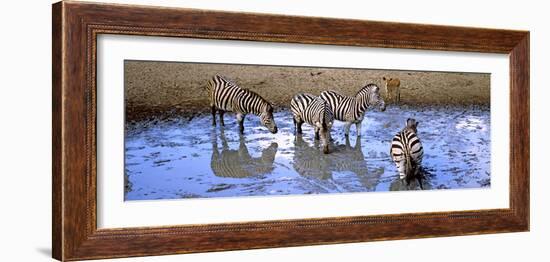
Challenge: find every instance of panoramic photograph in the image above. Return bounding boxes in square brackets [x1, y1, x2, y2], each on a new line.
[124, 60, 491, 201]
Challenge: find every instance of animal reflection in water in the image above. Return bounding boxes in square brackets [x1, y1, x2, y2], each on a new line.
[293, 135, 383, 191]
[389, 168, 431, 191]
[210, 128, 278, 178]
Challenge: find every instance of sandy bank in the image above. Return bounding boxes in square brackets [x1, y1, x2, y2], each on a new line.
[125, 61, 490, 121]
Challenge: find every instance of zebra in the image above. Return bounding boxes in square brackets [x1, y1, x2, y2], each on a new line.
[390, 118, 424, 186]
[320, 83, 386, 137]
[290, 93, 334, 154]
[205, 75, 278, 134]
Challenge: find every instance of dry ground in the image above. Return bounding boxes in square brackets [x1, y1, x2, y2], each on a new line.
[125, 61, 490, 121]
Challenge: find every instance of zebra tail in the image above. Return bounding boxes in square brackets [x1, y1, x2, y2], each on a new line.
[321, 100, 328, 130]
[405, 152, 414, 185]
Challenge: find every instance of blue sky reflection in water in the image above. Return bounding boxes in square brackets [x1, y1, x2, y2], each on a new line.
[124, 105, 490, 201]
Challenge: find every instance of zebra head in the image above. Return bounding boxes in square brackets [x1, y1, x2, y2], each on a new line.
[357, 84, 386, 112]
[260, 104, 278, 134]
[406, 118, 419, 133]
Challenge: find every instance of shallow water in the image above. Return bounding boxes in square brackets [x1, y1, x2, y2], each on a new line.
[125, 105, 490, 201]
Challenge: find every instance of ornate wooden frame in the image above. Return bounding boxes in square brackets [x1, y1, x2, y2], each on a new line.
[52, 1, 529, 261]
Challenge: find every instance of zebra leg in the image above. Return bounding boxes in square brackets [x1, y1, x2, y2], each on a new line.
[344, 122, 352, 137]
[236, 113, 245, 134]
[354, 135, 362, 150]
[294, 117, 303, 135]
[314, 127, 320, 140]
[218, 110, 225, 126]
[356, 122, 362, 137]
[211, 106, 217, 126]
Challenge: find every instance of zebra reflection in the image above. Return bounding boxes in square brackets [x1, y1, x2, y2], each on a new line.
[330, 137, 382, 191]
[389, 171, 431, 191]
[292, 134, 332, 180]
[292, 136, 381, 190]
[210, 128, 278, 178]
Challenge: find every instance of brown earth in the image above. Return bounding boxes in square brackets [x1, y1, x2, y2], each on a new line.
[124, 60, 490, 121]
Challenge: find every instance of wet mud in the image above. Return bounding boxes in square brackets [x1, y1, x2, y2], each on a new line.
[125, 105, 490, 200]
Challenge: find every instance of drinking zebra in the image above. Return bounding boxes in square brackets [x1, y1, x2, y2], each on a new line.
[320, 83, 386, 137]
[390, 118, 424, 185]
[205, 75, 278, 134]
[290, 93, 334, 154]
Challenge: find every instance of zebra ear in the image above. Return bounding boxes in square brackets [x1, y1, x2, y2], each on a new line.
[406, 118, 413, 127]
[267, 105, 274, 113]
[406, 118, 418, 128]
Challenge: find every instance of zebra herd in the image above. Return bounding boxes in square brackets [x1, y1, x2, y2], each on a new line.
[204, 74, 424, 184]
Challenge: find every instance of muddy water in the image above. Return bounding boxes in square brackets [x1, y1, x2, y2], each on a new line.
[124, 105, 490, 201]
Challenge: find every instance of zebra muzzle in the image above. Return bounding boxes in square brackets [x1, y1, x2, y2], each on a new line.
[269, 126, 278, 134]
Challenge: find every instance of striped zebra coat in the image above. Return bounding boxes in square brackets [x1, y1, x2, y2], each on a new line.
[205, 75, 278, 134]
[290, 93, 334, 154]
[320, 84, 386, 137]
[390, 118, 424, 184]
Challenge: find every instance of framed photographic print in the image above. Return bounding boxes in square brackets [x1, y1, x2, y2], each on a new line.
[52, 1, 529, 261]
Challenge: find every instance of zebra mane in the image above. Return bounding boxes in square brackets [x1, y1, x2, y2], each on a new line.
[241, 88, 273, 113]
[355, 83, 379, 97]
[321, 99, 328, 129]
[215, 74, 237, 85]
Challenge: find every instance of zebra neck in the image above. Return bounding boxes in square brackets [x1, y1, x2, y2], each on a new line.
[243, 102, 263, 116]
[354, 97, 368, 114]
